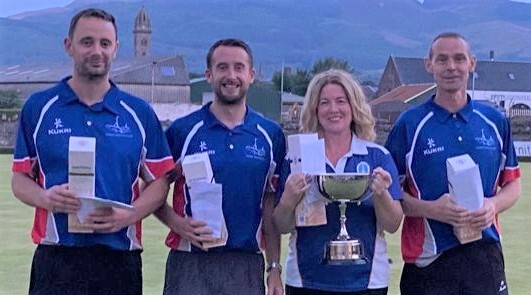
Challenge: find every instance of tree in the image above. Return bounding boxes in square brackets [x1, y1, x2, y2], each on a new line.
[189, 72, 205, 79]
[272, 70, 292, 93]
[311, 57, 353, 75]
[0, 90, 22, 109]
[271, 57, 354, 96]
[290, 69, 312, 96]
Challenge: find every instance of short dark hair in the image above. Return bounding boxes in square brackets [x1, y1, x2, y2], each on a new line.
[206, 38, 253, 69]
[68, 8, 117, 39]
[428, 32, 471, 59]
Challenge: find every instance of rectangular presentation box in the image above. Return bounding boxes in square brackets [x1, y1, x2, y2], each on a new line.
[446, 154, 484, 244]
[68, 136, 96, 233]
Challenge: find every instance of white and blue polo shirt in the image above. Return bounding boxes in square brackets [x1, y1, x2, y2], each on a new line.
[385, 95, 521, 265]
[12, 77, 174, 251]
[164, 103, 286, 253]
[279, 135, 402, 292]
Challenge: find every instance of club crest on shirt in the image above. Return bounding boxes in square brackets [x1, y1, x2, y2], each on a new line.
[48, 118, 72, 135]
[423, 137, 445, 156]
[356, 161, 370, 174]
[245, 138, 266, 161]
[475, 129, 496, 150]
[105, 116, 132, 138]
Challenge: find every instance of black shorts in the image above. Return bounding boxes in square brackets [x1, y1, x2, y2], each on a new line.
[286, 285, 388, 295]
[400, 240, 508, 295]
[163, 250, 265, 295]
[29, 244, 142, 295]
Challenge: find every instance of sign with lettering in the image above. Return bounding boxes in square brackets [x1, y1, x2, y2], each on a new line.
[514, 141, 531, 157]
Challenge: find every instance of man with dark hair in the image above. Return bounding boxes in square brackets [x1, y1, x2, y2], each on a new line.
[156, 38, 285, 295]
[67, 8, 118, 39]
[11, 8, 174, 294]
[385, 32, 521, 294]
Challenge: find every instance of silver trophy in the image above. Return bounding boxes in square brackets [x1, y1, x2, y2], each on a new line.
[316, 172, 371, 265]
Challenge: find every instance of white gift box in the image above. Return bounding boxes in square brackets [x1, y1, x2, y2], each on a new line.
[68, 136, 96, 233]
[446, 154, 484, 211]
[68, 136, 96, 197]
[446, 154, 484, 244]
[182, 152, 214, 186]
[287, 133, 326, 175]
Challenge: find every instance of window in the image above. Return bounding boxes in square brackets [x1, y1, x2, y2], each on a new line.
[160, 66, 175, 76]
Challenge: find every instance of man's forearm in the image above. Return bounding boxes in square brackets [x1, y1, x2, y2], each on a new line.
[131, 177, 170, 223]
[491, 178, 521, 214]
[401, 191, 431, 218]
[263, 192, 280, 264]
[12, 172, 47, 209]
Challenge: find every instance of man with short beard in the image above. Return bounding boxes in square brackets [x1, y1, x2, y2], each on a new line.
[11, 8, 174, 294]
[157, 39, 285, 295]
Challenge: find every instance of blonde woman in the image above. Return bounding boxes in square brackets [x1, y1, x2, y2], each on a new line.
[274, 69, 403, 295]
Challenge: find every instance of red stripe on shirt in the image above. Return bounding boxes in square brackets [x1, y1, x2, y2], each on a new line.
[499, 167, 521, 187]
[12, 158, 32, 173]
[145, 157, 175, 179]
[31, 172, 48, 244]
[401, 175, 425, 263]
[165, 172, 186, 249]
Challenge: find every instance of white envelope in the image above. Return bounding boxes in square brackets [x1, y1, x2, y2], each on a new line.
[287, 133, 326, 175]
[446, 154, 484, 211]
[189, 182, 224, 239]
[76, 196, 134, 223]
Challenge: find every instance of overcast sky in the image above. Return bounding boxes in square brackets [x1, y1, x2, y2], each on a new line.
[1, 0, 531, 17]
[0, 0, 73, 17]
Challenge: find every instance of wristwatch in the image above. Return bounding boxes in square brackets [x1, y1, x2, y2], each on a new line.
[266, 262, 282, 274]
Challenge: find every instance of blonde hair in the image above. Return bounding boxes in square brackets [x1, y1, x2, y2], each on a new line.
[300, 69, 376, 141]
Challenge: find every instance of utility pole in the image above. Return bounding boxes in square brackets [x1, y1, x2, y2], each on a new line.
[151, 61, 157, 104]
[280, 61, 284, 95]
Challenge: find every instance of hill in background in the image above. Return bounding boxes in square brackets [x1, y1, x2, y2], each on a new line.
[1, 0, 530, 79]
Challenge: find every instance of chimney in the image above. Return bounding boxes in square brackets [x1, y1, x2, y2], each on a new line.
[490, 50, 494, 62]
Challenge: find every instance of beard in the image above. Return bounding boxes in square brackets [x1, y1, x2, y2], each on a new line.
[75, 56, 111, 81]
[213, 80, 248, 105]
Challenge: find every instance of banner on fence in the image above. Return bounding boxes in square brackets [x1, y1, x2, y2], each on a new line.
[514, 141, 531, 157]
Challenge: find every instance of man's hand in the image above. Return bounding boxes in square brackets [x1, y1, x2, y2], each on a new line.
[43, 184, 80, 213]
[85, 207, 134, 233]
[171, 215, 216, 249]
[266, 268, 283, 295]
[470, 198, 496, 231]
[429, 194, 471, 227]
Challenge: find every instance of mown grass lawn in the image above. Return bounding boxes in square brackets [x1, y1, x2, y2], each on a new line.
[1, 154, 529, 294]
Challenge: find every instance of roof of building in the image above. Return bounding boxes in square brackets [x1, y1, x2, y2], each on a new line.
[0, 55, 189, 86]
[370, 83, 435, 106]
[391, 56, 531, 92]
[112, 55, 189, 85]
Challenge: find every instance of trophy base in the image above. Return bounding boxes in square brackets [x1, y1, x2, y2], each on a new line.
[324, 239, 367, 265]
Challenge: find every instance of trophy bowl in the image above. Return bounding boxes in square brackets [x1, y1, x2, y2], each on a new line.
[315, 172, 371, 265]
[317, 173, 370, 202]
